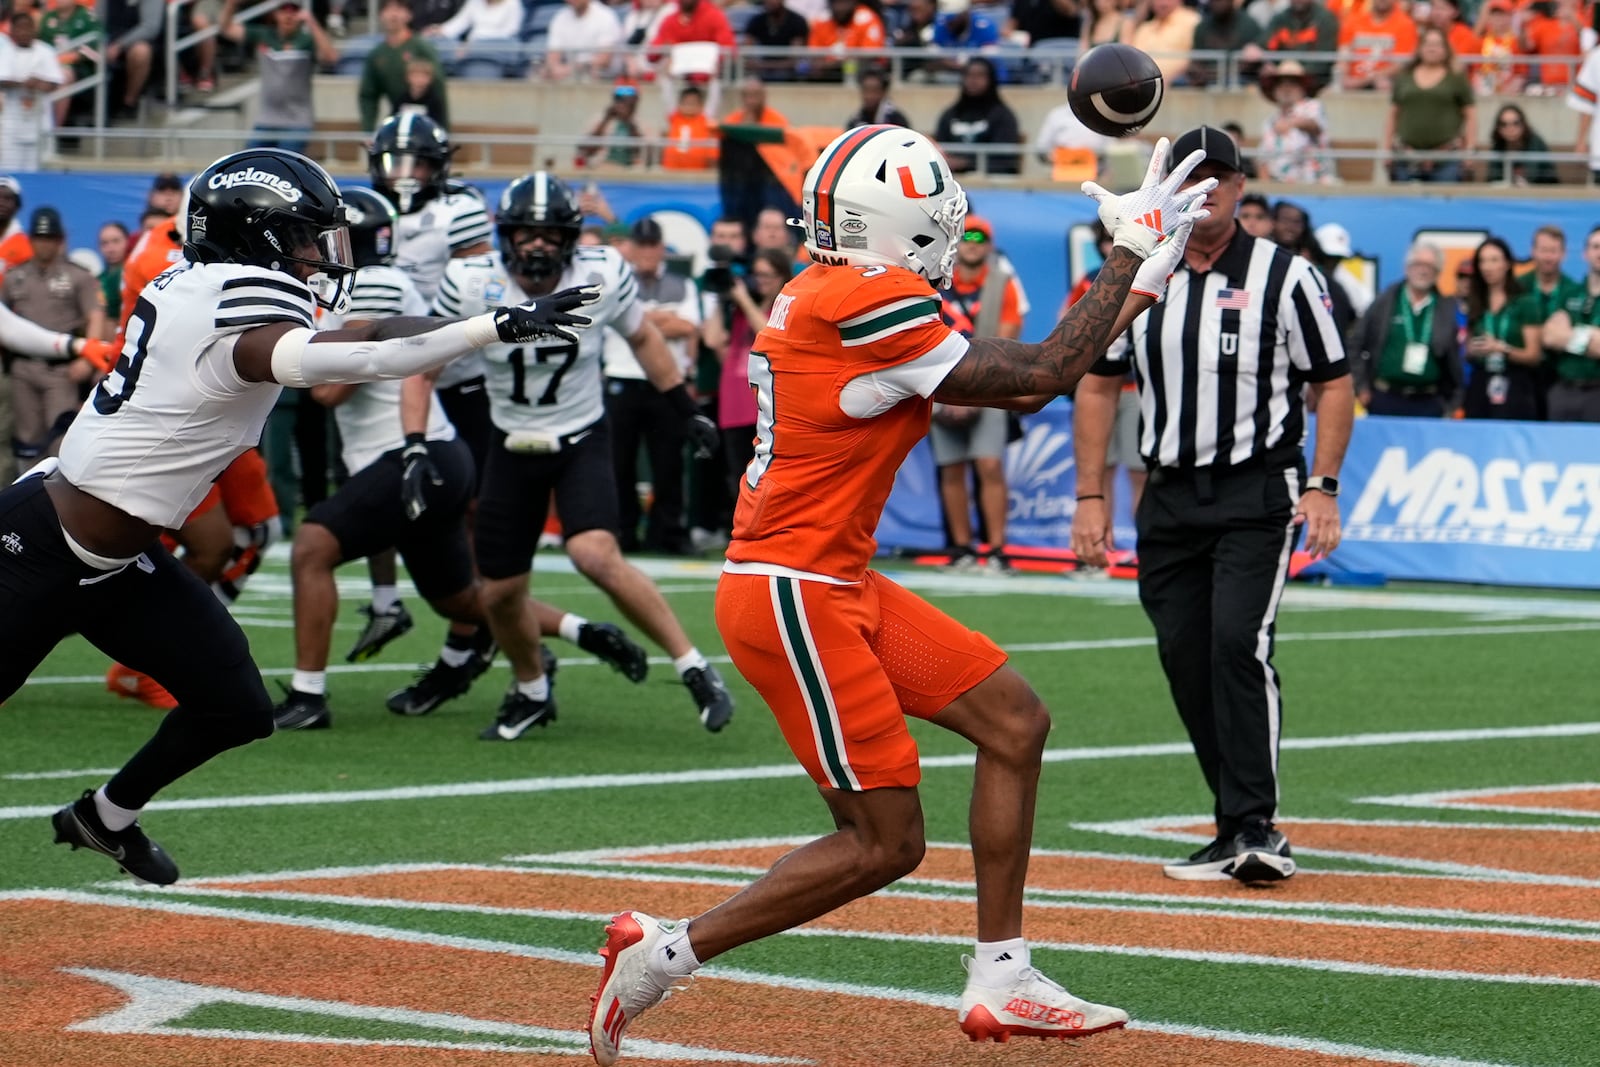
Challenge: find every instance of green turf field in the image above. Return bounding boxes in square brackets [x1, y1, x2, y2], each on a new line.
[3, 550, 1598, 1067]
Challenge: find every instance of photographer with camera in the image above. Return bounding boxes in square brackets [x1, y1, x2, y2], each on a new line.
[702, 245, 792, 504]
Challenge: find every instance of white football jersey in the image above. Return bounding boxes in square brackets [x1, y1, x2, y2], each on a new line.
[322, 264, 455, 474]
[394, 186, 494, 391]
[58, 262, 313, 529]
[431, 245, 644, 438]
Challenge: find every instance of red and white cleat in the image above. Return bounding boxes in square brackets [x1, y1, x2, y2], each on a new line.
[958, 958, 1128, 1042]
[588, 911, 678, 1066]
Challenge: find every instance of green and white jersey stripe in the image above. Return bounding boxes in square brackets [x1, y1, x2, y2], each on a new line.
[770, 576, 861, 791]
[836, 296, 943, 348]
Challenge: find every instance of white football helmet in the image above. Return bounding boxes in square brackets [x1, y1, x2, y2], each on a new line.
[798, 126, 968, 288]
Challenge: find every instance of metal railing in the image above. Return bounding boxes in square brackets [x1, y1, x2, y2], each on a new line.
[165, 0, 294, 106]
[41, 123, 1598, 189]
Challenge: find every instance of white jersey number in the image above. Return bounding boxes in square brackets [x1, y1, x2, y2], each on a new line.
[93, 295, 157, 415]
[507, 342, 580, 406]
[745, 351, 775, 490]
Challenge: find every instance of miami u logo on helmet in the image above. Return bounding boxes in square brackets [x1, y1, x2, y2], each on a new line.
[897, 162, 946, 200]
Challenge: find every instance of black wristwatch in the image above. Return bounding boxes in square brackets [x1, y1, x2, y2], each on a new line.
[1306, 476, 1340, 497]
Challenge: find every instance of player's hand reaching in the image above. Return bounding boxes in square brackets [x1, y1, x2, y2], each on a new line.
[400, 434, 443, 521]
[1082, 138, 1215, 259]
[492, 285, 600, 345]
[1131, 219, 1195, 303]
[685, 412, 719, 460]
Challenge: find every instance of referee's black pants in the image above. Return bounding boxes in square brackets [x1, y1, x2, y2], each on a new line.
[605, 377, 688, 554]
[1135, 458, 1304, 839]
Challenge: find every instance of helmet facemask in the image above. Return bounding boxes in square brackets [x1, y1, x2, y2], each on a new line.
[372, 151, 443, 214]
[501, 224, 578, 282]
[267, 216, 357, 314]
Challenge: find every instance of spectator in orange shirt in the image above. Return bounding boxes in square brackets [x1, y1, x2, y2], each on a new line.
[1522, 0, 1582, 89]
[1339, 0, 1417, 91]
[661, 84, 719, 169]
[1471, 0, 1525, 94]
[806, 0, 885, 81]
[1421, 0, 1480, 60]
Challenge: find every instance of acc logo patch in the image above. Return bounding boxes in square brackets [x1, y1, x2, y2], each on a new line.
[840, 218, 867, 234]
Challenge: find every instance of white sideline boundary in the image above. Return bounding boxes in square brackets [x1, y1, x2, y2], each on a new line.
[6, 722, 1600, 821]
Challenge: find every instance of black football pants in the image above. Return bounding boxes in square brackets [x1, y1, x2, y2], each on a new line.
[1135, 460, 1304, 839]
[0, 475, 274, 810]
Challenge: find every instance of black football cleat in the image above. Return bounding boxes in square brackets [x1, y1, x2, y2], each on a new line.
[479, 690, 558, 741]
[386, 643, 498, 716]
[272, 687, 331, 730]
[683, 664, 733, 733]
[345, 601, 415, 662]
[578, 621, 649, 683]
[52, 790, 180, 885]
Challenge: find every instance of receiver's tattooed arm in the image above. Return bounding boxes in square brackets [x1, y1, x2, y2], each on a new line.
[933, 248, 1143, 405]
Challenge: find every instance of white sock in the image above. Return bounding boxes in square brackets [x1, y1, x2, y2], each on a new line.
[439, 645, 474, 668]
[93, 786, 140, 832]
[558, 613, 586, 644]
[291, 670, 326, 695]
[968, 937, 1029, 987]
[515, 675, 550, 701]
[672, 649, 708, 678]
[650, 919, 702, 980]
[371, 585, 399, 613]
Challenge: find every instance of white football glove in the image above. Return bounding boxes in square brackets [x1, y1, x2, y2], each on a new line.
[1131, 219, 1195, 302]
[1082, 138, 1216, 259]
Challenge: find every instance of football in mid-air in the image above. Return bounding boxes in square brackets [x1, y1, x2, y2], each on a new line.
[1067, 43, 1165, 138]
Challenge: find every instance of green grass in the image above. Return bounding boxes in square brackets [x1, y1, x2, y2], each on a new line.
[5, 554, 1600, 1066]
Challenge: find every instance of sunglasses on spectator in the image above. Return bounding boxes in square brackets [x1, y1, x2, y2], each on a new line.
[961, 230, 989, 243]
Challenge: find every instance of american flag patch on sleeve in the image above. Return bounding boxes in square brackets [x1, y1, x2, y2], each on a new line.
[1215, 288, 1251, 310]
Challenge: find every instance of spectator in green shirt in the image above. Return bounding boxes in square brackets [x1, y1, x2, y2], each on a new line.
[1511, 225, 1578, 419]
[97, 221, 128, 328]
[1539, 225, 1600, 422]
[360, 0, 448, 132]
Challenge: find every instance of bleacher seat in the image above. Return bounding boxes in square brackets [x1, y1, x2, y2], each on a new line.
[725, 4, 759, 35]
[1028, 36, 1079, 85]
[520, 1, 561, 40]
[333, 33, 382, 76]
[446, 40, 530, 79]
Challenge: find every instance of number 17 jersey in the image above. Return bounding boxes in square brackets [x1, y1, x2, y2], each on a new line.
[431, 245, 643, 438]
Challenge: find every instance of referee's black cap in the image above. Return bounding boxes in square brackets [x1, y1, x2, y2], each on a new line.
[1171, 126, 1244, 175]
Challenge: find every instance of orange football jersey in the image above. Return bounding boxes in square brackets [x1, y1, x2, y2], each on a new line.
[117, 223, 184, 342]
[726, 263, 961, 581]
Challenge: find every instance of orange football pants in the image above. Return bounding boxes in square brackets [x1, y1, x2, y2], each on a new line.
[715, 570, 1007, 791]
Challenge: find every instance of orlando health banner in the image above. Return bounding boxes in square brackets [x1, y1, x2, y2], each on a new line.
[878, 407, 1600, 589]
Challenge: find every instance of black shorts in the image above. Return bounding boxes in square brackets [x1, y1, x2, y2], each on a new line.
[475, 419, 619, 580]
[304, 436, 475, 601]
[436, 376, 492, 490]
[0, 474, 270, 721]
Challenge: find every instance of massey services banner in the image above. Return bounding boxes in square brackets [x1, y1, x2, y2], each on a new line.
[1335, 417, 1600, 589]
[877, 408, 1600, 589]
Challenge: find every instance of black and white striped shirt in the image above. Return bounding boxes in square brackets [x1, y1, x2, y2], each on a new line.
[1090, 226, 1348, 469]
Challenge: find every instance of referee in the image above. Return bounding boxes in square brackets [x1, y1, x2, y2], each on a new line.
[1070, 126, 1354, 885]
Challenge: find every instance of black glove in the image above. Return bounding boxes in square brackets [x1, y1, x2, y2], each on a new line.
[400, 434, 443, 521]
[663, 383, 720, 459]
[685, 412, 719, 460]
[492, 284, 601, 345]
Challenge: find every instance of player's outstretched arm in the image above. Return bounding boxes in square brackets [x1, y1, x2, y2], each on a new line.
[232, 286, 599, 386]
[933, 248, 1142, 406]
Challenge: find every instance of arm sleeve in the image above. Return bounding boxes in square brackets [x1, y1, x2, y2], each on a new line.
[270, 317, 501, 387]
[838, 332, 970, 418]
[1284, 260, 1349, 381]
[0, 300, 72, 359]
[358, 54, 381, 131]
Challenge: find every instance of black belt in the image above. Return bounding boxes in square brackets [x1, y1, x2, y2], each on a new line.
[1556, 378, 1600, 391]
[1146, 445, 1302, 505]
[1374, 379, 1440, 398]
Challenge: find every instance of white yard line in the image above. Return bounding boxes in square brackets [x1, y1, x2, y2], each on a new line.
[1360, 783, 1600, 820]
[0, 885, 1537, 1067]
[19, 620, 1600, 690]
[3, 767, 121, 781]
[6, 722, 1600, 821]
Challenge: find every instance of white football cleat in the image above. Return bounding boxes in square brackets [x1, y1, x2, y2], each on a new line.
[588, 911, 678, 1065]
[958, 958, 1129, 1042]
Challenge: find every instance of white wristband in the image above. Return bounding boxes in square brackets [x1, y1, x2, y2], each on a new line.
[463, 313, 500, 348]
[1567, 327, 1593, 356]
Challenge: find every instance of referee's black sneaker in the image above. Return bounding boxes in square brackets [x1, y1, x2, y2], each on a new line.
[52, 790, 180, 885]
[273, 687, 331, 730]
[684, 664, 734, 733]
[579, 621, 649, 683]
[1230, 817, 1296, 885]
[345, 601, 415, 662]
[479, 689, 558, 741]
[1162, 835, 1239, 881]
